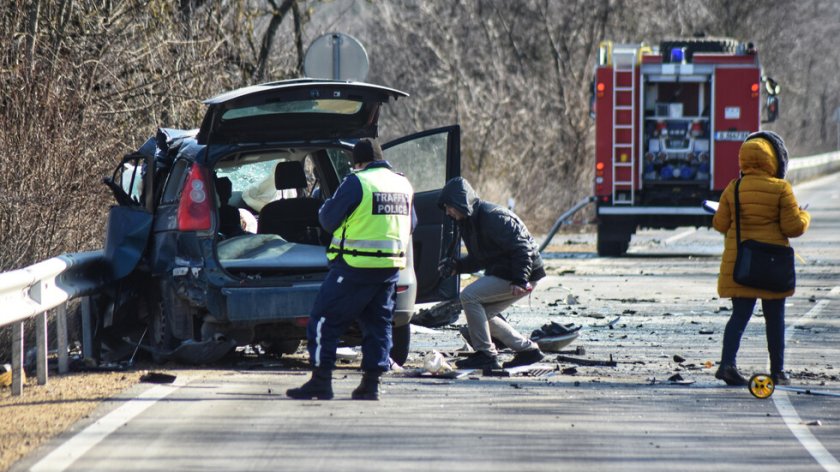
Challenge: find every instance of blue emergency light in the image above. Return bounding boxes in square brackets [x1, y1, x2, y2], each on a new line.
[670, 47, 686, 63]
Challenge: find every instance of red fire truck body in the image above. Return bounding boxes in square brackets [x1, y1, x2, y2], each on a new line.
[593, 39, 778, 255]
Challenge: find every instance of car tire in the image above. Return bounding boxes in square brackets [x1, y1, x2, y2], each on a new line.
[390, 322, 411, 366]
[263, 339, 302, 356]
[149, 281, 185, 363]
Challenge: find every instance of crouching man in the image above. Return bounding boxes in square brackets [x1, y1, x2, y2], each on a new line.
[437, 177, 545, 370]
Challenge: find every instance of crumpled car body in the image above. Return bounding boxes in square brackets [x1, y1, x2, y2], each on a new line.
[101, 80, 461, 365]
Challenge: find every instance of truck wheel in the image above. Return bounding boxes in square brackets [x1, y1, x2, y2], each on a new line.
[597, 239, 624, 257]
[390, 323, 411, 366]
[597, 227, 631, 256]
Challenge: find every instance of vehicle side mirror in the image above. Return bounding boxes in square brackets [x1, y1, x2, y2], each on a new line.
[764, 95, 779, 123]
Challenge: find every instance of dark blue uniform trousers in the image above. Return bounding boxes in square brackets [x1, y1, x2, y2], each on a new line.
[307, 270, 396, 372]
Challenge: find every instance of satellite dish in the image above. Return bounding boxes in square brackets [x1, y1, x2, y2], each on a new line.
[303, 33, 369, 81]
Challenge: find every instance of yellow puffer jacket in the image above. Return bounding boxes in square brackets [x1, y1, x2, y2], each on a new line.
[713, 137, 810, 299]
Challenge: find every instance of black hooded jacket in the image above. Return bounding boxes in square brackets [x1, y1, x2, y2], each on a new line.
[437, 177, 545, 287]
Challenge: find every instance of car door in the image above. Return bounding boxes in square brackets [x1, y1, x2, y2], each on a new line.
[383, 125, 460, 303]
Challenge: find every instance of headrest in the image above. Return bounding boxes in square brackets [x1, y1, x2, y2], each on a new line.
[215, 176, 232, 202]
[274, 161, 308, 191]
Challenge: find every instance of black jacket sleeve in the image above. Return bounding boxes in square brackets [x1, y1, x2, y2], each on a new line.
[483, 211, 532, 287]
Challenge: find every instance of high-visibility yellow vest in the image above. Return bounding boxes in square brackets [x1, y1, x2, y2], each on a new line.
[327, 166, 413, 268]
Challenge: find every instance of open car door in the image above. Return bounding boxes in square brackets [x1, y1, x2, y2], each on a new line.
[383, 125, 460, 303]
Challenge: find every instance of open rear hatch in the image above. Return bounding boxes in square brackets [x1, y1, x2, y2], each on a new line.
[197, 79, 408, 145]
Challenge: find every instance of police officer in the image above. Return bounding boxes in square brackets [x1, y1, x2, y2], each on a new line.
[287, 139, 415, 401]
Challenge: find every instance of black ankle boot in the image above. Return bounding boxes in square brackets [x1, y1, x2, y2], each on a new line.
[286, 368, 333, 400]
[351, 371, 381, 400]
[714, 364, 747, 386]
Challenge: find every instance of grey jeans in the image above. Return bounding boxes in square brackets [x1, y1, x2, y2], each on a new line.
[460, 275, 538, 355]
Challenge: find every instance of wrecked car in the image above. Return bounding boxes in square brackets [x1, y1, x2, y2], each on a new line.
[99, 79, 461, 365]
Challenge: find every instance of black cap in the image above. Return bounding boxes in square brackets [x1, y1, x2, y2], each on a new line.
[352, 138, 384, 165]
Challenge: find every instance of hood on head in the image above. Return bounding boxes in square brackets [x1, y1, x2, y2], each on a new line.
[739, 130, 788, 179]
[437, 177, 478, 217]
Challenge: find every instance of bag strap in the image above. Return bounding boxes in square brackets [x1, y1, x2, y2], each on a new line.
[734, 178, 742, 244]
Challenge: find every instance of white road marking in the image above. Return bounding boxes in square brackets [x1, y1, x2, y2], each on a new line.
[664, 228, 697, 244]
[772, 287, 840, 471]
[29, 381, 184, 472]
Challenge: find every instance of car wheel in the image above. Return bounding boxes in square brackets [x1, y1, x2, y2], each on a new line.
[263, 339, 302, 356]
[149, 281, 183, 363]
[390, 323, 411, 366]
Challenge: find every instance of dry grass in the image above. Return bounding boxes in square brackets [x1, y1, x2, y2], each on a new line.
[0, 371, 141, 471]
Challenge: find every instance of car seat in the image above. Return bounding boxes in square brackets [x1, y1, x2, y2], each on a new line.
[215, 176, 245, 238]
[257, 161, 323, 244]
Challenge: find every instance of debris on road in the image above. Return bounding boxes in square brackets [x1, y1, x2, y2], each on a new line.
[556, 354, 617, 367]
[140, 372, 176, 384]
[673, 355, 686, 363]
[423, 350, 454, 375]
[803, 420, 822, 426]
[531, 321, 582, 352]
[411, 300, 463, 328]
[667, 373, 695, 385]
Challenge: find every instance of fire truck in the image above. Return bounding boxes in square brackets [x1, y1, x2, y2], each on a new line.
[592, 38, 780, 255]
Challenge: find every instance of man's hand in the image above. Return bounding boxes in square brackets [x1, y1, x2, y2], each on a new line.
[437, 258, 457, 278]
[511, 282, 532, 297]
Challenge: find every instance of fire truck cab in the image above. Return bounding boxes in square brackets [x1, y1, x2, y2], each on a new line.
[592, 38, 779, 256]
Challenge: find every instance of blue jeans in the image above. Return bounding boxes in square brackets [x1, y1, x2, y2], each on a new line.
[720, 297, 786, 373]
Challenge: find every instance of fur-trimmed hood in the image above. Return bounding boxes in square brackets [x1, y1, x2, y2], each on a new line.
[740, 130, 788, 179]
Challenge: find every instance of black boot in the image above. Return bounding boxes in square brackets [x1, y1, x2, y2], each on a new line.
[714, 364, 747, 386]
[351, 371, 381, 400]
[286, 368, 333, 400]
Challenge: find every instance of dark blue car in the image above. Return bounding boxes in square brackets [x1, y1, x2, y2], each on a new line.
[102, 79, 461, 365]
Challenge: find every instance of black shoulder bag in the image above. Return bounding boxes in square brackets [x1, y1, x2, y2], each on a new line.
[732, 179, 796, 292]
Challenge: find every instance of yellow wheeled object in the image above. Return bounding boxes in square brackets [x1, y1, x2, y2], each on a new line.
[749, 374, 775, 399]
[748, 374, 840, 399]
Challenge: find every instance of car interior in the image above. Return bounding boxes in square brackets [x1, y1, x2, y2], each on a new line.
[213, 147, 351, 276]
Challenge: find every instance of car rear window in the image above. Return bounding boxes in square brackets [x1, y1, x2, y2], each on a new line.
[222, 99, 363, 121]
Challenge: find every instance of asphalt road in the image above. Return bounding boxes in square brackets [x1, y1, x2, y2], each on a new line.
[14, 173, 840, 472]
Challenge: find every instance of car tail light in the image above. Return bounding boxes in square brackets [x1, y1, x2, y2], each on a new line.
[177, 164, 213, 231]
[396, 285, 409, 294]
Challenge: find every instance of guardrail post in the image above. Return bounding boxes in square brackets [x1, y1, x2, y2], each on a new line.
[11, 322, 24, 396]
[81, 296, 93, 360]
[36, 311, 48, 385]
[56, 304, 69, 374]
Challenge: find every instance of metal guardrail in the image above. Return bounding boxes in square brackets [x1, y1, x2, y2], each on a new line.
[787, 150, 840, 184]
[0, 251, 111, 395]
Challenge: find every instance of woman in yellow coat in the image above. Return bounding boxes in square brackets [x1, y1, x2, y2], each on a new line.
[712, 131, 810, 386]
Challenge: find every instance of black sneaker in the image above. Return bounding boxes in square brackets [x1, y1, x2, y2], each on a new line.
[714, 364, 747, 386]
[455, 351, 502, 370]
[503, 348, 545, 368]
[771, 371, 791, 386]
